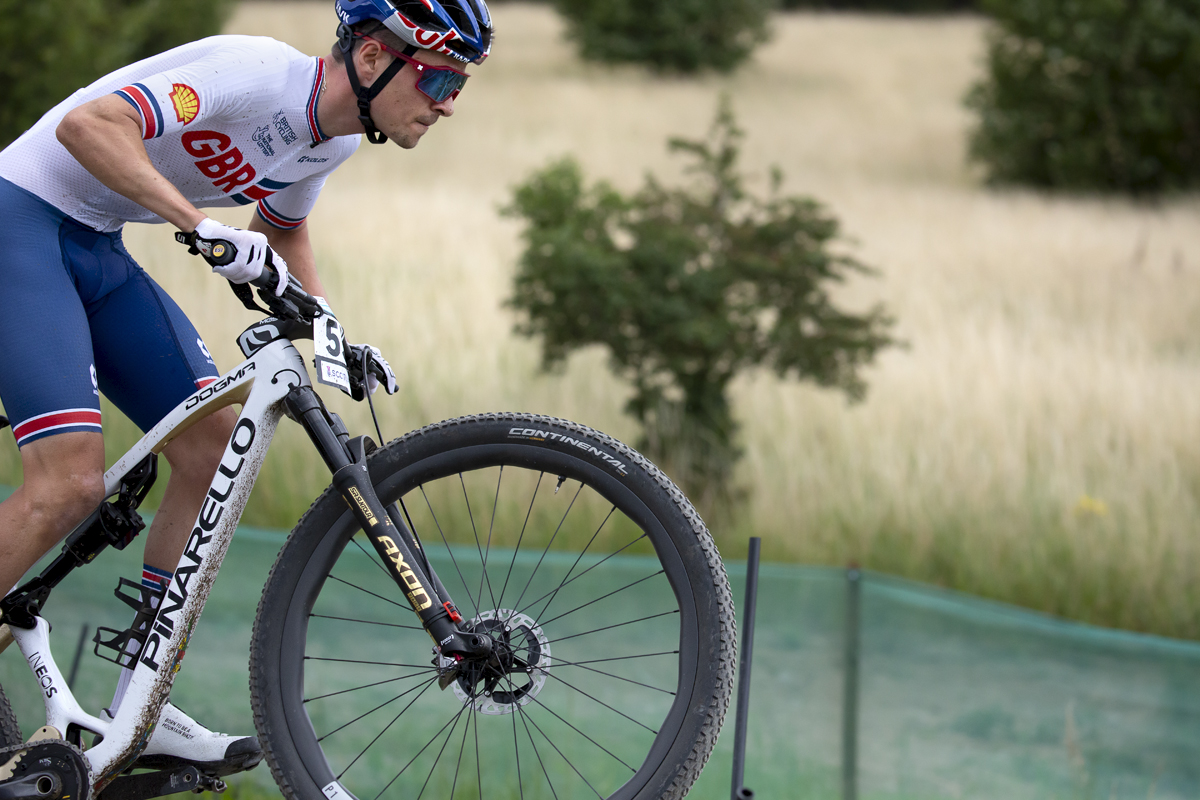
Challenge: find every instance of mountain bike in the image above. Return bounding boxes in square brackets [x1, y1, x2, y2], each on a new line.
[0, 236, 736, 800]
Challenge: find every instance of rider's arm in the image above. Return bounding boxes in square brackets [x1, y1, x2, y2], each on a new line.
[249, 216, 328, 299]
[55, 95, 205, 233]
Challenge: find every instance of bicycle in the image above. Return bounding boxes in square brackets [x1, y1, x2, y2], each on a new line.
[0, 233, 736, 800]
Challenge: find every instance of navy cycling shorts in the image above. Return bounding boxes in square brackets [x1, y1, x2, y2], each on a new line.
[0, 177, 219, 448]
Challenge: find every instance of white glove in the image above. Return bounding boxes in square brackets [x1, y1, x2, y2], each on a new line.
[348, 343, 398, 397]
[193, 218, 289, 297]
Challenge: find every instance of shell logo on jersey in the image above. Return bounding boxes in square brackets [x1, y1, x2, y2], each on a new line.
[169, 83, 200, 125]
[181, 130, 257, 193]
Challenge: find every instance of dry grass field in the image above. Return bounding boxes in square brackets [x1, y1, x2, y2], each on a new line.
[4, 3, 1200, 638]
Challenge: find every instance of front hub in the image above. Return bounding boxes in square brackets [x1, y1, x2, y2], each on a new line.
[450, 609, 551, 715]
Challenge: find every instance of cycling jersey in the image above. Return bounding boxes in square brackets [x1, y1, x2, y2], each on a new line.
[0, 36, 361, 447]
[0, 35, 360, 233]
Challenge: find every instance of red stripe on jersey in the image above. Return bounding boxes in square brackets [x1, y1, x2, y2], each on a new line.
[241, 185, 275, 201]
[256, 201, 305, 230]
[307, 59, 327, 144]
[120, 85, 158, 139]
[13, 409, 103, 444]
[196, 377, 217, 389]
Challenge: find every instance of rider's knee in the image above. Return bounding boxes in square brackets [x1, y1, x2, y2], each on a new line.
[23, 464, 105, 528]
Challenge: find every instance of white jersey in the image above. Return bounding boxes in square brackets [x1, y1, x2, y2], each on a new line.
[0, 35, 360, 233]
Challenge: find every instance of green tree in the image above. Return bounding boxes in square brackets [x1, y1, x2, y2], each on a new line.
[0, 0, 234, 147]
[966, 0, 1200, 193]
[551, 0, 772, 73]
[506, 102, 896, 505]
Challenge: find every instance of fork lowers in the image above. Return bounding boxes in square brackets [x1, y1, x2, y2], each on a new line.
[284, 385, 488, 660]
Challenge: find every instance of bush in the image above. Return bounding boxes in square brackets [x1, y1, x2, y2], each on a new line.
[966, 0, 1200, 193]
[552, 0, 772, 73]
[505, 102, 896, 505]
[0, 0, 234, 147]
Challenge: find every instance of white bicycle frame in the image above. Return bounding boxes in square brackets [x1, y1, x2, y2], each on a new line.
[8, 336, 311, 795]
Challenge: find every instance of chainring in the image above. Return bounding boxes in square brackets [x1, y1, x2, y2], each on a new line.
[0, 738, 89, 800]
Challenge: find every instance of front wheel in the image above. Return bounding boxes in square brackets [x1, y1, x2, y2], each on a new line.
[251, 413, 734, 800]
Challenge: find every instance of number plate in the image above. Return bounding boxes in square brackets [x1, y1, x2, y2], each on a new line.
[314, 311, 352, 395]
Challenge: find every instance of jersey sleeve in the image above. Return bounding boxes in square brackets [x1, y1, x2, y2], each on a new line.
[112, 40, 290, 141]
[254, 137, 361, 230]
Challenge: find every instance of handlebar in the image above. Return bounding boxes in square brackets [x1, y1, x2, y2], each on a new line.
[175, 229, 321, 323]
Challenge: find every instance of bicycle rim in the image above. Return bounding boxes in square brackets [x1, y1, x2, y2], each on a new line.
[253, 414, 733, 800]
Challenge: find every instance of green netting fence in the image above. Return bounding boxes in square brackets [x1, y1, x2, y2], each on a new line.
[3, 521, 1199, 799]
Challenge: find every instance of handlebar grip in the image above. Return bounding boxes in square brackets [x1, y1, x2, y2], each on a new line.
[174, 230, 236, 267]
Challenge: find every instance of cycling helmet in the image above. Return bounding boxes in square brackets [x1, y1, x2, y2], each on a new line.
[335, 0, 493, 65]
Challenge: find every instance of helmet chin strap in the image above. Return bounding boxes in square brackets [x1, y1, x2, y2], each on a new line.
[336, 24, 417, 145]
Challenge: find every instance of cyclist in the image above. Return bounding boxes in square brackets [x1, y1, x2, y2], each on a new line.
[0, 0, 492, 779]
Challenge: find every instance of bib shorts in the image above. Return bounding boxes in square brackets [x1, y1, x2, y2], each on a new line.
[0, 177, 219, 448]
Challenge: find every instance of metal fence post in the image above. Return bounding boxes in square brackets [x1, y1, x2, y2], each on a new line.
[731, 537, 761, 800]
[842, 566, 861, 800]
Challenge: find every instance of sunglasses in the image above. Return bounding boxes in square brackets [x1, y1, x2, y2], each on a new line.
[357, 34, 469, 103]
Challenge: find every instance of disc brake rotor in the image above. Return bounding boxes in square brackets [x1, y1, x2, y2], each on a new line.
[451, 609, 551, 715]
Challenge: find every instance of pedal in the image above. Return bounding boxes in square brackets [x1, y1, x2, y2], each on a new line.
[97, 766, 205, 800]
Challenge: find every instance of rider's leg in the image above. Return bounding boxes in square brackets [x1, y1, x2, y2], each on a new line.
[0, 432, 105, 596]
[141, 406, 238, 573]
[105, 406, 235, 712]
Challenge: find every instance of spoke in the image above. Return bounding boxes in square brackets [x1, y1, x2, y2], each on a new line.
[306, 656, 435, 670]
[310, 613, 424, 632]
[449, 700, 474, 800]
[537, 571, 666, 628]
[541, 670, 658, 734]
[326, 574, 412, 613]
[531, 505, 616, 623]
[305, 670, 433, 703]
[497, 472, 544, 610]
[517, 705, 605, 799]
[510, 481, 585, 613]
[513, 533, 651, 619]
[419, 483, 481, 617]
[321, 675, 438, 744]
[461, 472, 500, 614]
[522, 692, 637, 772]
[415, 704, 466, 800]
[350, 535, 396, 583]
[499, 671, 558, 800]
[546, 610, 679, 645]
[514, 699, 559, 800]
[473, 698, 482, 800]
[511, 677, 524, 800]
[542, 654, 675, 696]
[374, 701, 472, 799]
[557, 650, 680, 667]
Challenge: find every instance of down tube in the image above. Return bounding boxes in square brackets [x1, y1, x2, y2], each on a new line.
[85, 344, 306, 790]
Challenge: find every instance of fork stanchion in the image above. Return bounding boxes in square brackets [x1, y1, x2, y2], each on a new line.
[731, 536, 761, 800]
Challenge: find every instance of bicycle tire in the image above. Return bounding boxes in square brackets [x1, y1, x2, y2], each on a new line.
[250, 413, 735, 800]
[0, 684, 20, 748]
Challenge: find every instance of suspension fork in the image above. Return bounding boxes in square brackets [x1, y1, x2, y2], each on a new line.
[283, 387, 491, 660]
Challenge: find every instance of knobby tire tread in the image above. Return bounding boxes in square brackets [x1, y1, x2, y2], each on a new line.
[0, 685, 19, 748]
[250, 412, 735, 800]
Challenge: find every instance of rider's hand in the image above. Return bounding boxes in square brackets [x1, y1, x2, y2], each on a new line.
[193, 218, 289, 297]
[347, 343, 398, 400]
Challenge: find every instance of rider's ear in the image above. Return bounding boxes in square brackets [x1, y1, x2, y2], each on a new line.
[354, 39, 387, 81]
